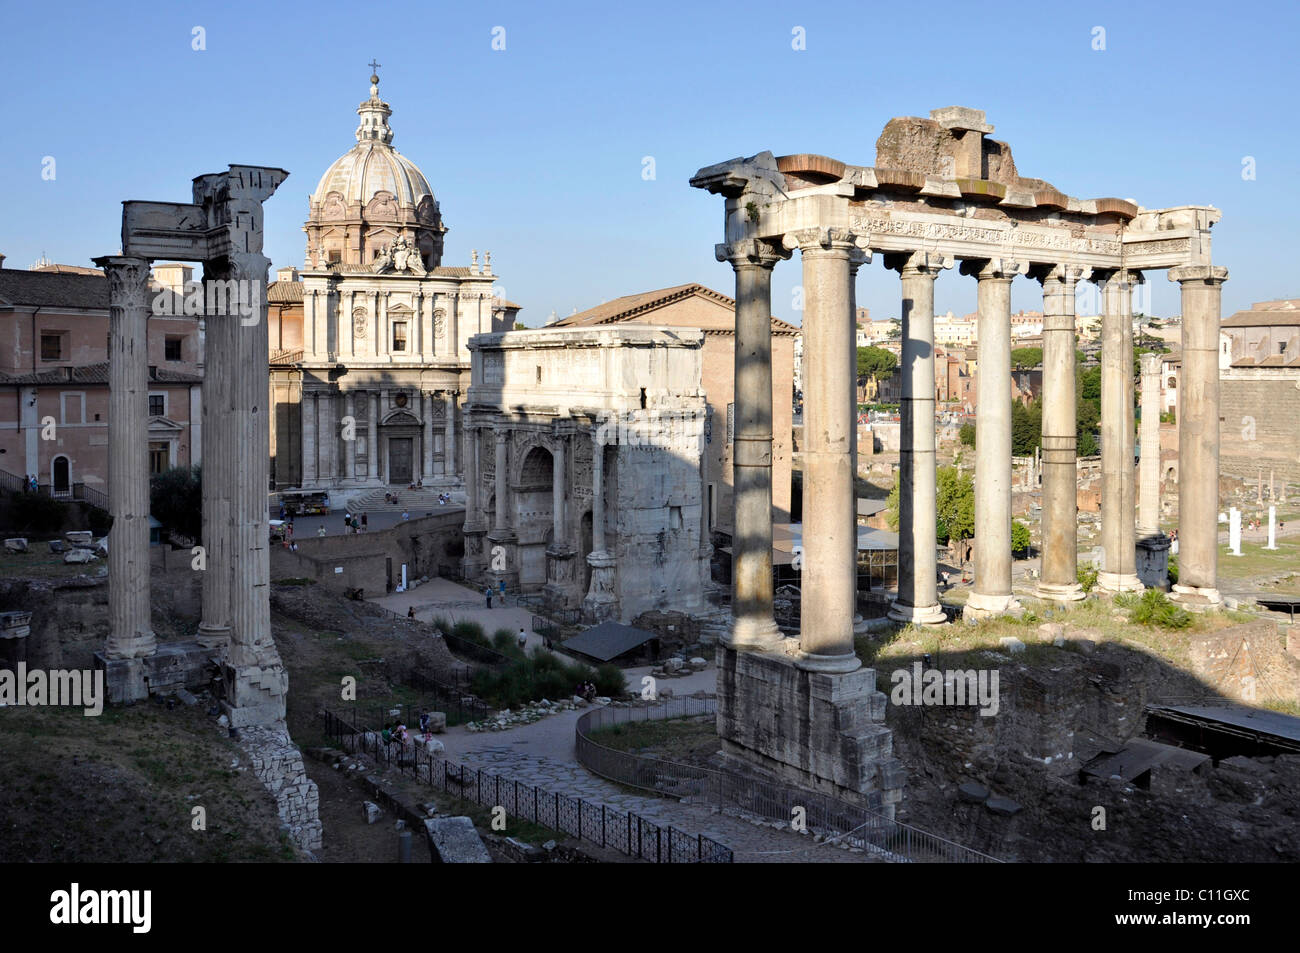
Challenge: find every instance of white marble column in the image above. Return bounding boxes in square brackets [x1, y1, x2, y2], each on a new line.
[552, 437, 566, 545]
[423, 392, 435, 480]
[445, 391, 457, 477]
[1097, 270, 1142, 592]
[785, 227, 860, 673]
[584, 428, 617, 618]
[344, 392, 356, 482]
[716, 239, 786, 650]
[97, 256, 158, 661]
[368, 391, 380, 482]
[301, 391, 317, 485]
[196, 262, 234, 648]
[889, 251, 951, 624]
[964, 258, 1024, 616]
[1036, 264, 1088, 602]
[1138, 353, 1163, 536]
[1168, 264, 1229, 607]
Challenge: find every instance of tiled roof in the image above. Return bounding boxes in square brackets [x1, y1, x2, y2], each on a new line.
[1222, 298, 1300, 328]
[0, 269, 108, 309]
[549, 283, 798, 335]
[268, 280, 304, 303]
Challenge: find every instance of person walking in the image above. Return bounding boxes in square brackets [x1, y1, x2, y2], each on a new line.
[360, 512, 368, 532]
[517, 627, 528, 651]
[318, 525, 327, 538]
[485, 587, 493, 609]
[498, 578, 507, 605]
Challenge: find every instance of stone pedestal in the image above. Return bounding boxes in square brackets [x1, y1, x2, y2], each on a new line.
[1136, 533, 1170, 590]
[485, 531, 519, 594]
[461, 523, 488, 579]
[543, 545, 579, 610]
[582, 550, 618, 622]
[96, 641, 213, 705]
[0, 610, 31, 671]
[716, 642, 904, 817]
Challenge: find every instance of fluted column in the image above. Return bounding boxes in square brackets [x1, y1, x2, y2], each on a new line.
[368, 392, 380, 482]
[318, 390, 335, 483]
[552, 438, 566, 545]
[963, 258, 1024, 616]
[1036, 264, 1088, 602]
[344, 392, 357, 481]
[848, 251, 870, 636]
[493, 427, 509, 531]
[583, 428, 617, 618]
[423, 392, 435, 480]
[785, 227, 861, 673]
[1169, 265, 1229, 607]
[591, 434, 606, 553]
[1138, 353, 1163, 536]
[716, 239, 787, 650]
[1097, 270, 1142, 592]
[301, 391, 317, 485]
[97, 256, 157, 662]
[445, 391, 457, 476]
[195, 262, 235, 648]
[889, 251, 951, 624]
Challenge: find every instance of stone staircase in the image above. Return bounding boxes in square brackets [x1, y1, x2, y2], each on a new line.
[346, 487, 463, 515]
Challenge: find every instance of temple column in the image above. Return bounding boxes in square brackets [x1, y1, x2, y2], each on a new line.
[1097, 270, 1143, 592]
[1168, 265, 1229, 607]
[1035, 264, 1088, 601]
[301, 392, 317, 485]
[318, 391, 335, 484]
[493, 427, 509, 531]
[97, 256, 158, 674]
[552, 438, 566, 545]
[423, 392, 435, 480]
[785, 227, 861, 673]
[716, 239, 786, 650]
[888, 251, 951, 624]
[848, 251, 871, 635]
[583, 429, 617, 620]
[963, 258, 1024, 616]
[445, 391, 457, 477]
[1139, 354, 1163, 535]
[343, 392, 356, 482]
[368, 392, 380, 482]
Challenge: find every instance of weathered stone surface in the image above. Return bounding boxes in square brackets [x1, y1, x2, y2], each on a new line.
[985, 795, 1022, 816]
[958, 781, 990, 803]
[364, 801, 382, 824]
[4, 538, 28, 554]
[998, 636, 1026, 655]
[64, 549, 96, 564]
[425, 816, 492, 863]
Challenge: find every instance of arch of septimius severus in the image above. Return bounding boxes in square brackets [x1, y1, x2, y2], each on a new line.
[692, 106, 1226, 812]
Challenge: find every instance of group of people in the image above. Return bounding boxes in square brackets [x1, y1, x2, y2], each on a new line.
[342, 512, 369, 533]
[577, 681, 597, 703]
[24, 474, 39, 492]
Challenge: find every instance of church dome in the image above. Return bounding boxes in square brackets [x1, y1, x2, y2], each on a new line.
[304, 72, 446, 270]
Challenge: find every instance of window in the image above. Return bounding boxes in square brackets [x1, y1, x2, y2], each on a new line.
[148, 394, 165, 417]
[40, 333, 63, 361]
[149, 442, 170, 475]
[165, 336, 183, 361]
[392, 322, 407, 352]
[328, 249, 341, 264]
[60, 392, 85, 425]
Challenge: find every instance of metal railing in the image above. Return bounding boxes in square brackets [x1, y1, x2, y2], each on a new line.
[0, 465, 110, 512]
[575, 699, 1001, 864]
[320, 708, 732, 863]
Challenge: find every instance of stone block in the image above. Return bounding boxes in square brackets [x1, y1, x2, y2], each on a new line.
[998, 636, 1026, 654]
[427, 711, 447, 733]
[958, 781, 990, 803]
[4, 538, 28, 554]
[364, 801, 382, 824]
[425, 816, 492, 863]
[47, 540, 65, 554]
[65, 531, 94, 545]
[985, 795, 1022, 816]
[64, 549, 96, 564]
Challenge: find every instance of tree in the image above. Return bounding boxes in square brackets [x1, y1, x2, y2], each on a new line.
[857, 346, 897, 383]
[150, 465, 202, 542]
[936, 465, 975, 544]
[513, 321, 527, 331]
[959, 422, 976, 447]
[1078, 430, 1099, 457]
[1011, 398, 1042, 456]
[1011, 520, 1031, 555]
[886, 318, 901, 340]
[885, 471, 900, 532]
[1010, 346, 1043, 370]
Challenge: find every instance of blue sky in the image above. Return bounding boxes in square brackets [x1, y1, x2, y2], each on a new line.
[2, 0, 1296, 325]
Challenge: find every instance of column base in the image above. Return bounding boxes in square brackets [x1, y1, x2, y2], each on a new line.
[196, 623, 231, 650]
[582, 550, 619, 623]
[1035, 582, 1086, 603]
[965, 591, 1020, 618]
[723, 615, 784, 651]
[887, 601, 948, 625]
[795, 650, 862, 674]
[1169, 584, 1222, 611]
[852, 612, 871, 636]
[1097, 572, 1144, 593]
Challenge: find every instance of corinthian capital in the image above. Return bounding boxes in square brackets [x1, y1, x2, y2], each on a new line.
[781, 226, 859, 254]
[1032, 262, 1091, 287]
[714, 239, 790, 268]
[1168, 264, 1229, 286]
[886, 250, 954, 277]
[93, 256, 152, 312]
[959, 258, 1026, 281]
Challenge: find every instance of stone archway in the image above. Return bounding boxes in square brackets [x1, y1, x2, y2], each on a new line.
[516, 445, 554, 589]
[51, 455, 70, 495]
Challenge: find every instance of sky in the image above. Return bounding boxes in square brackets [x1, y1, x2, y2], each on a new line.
[2, 0, 1297, 327]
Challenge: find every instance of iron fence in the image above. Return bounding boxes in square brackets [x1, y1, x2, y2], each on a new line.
[319, 707, 732, 863]
[575, 698, 1000, 864]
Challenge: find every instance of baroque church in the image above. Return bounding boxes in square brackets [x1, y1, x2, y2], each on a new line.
[267, 71, 519, 503]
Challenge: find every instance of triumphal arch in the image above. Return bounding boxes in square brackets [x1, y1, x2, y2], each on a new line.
[692, 106, 1226, 812]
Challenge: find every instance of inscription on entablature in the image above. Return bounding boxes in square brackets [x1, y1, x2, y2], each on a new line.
[1124, 237, 1191, 256]
[850, 215, 1121, 256]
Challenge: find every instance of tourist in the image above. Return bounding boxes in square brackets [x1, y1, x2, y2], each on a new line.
[360, 512, 368, 532]
[517, 627, 527, 650]
[417, 479, 423, 490]
[318, 525, 327, 537]
[498, 579, 507, 604]
[278, 502, 286, 520]
[401, 510, 410, 521]
[418, 710, 431, 740]
[485, 587, 493, 609]
[286, 522, 294, 539]
[343, 513, 351, 532]
[289, 540, 298, 552]
[408, 606, 416, 619]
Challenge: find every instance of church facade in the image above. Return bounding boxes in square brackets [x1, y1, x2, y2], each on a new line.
[268, 72, 518, 503]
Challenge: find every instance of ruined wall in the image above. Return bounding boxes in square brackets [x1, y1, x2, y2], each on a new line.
[1219, 372, 1300, 488]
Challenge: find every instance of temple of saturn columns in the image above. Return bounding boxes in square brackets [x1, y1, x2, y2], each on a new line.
[692, 106, 1226, 810]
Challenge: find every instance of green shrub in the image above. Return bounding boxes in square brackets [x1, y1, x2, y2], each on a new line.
[450, 620, 487, 645]
[1077, 564, 1099, 594]
[491, 628, 518, 652]
[1011, 521, 1031, 555]
[594, 663, 627, 697]
[1126, 589, 1192, 629]
[1167, 554, 1179, 585]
